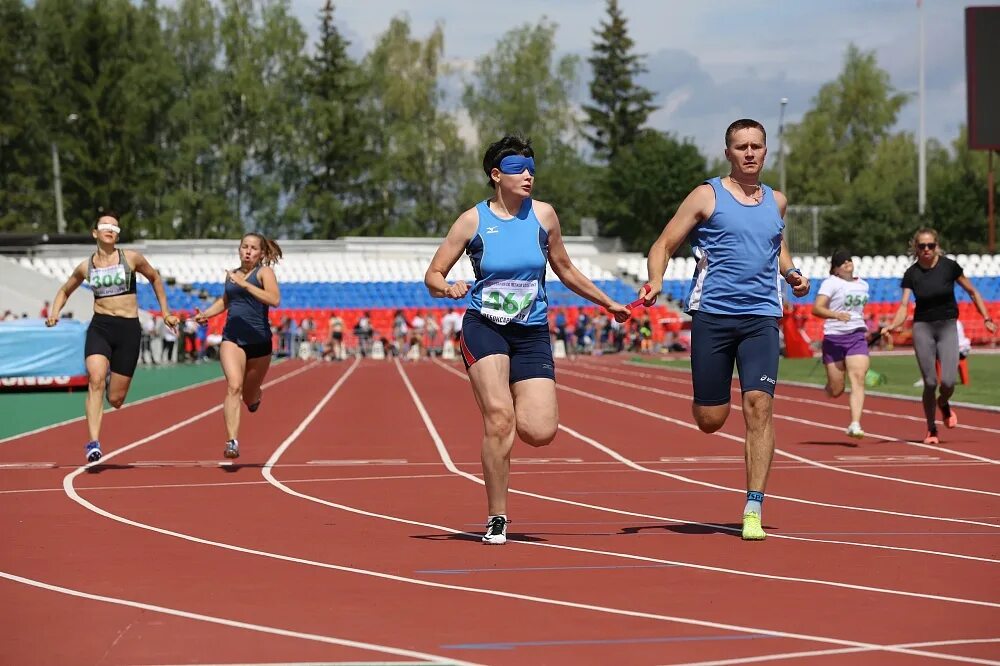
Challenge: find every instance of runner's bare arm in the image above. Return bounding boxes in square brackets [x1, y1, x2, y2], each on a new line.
[643, 184, 714, 304]
[537, 202, 630, 321]
[883, 288, 913, 333]
[426, 209, 478, 299]
[46, 261, 87, 325]
[130, 251, 179, 328]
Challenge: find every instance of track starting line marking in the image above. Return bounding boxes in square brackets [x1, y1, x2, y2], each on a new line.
[129, 461, 235, 468]
[0, 462, 58, 470]
[659, 456, 744, 463]
[834, 455, 941, 462]
[306, 459, 409, 466]
[512, 457, 585, 464]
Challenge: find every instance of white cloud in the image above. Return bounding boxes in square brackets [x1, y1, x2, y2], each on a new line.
[188, 1, 974, 157]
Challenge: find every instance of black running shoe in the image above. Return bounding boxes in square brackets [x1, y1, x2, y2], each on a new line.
[482, 515, 508, 545]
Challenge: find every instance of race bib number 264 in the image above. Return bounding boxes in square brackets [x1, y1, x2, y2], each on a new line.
[481, 279, 538, 325]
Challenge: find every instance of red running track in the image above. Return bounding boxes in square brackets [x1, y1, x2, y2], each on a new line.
[1, 356, 998, 665]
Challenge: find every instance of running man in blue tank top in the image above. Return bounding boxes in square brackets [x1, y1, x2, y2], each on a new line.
[425, 135, 632, 544]
[195, 233, 282, 460]
[640, 119, 810, 541]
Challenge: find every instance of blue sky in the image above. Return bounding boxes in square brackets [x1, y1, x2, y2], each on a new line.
[289, 0, 969, 158]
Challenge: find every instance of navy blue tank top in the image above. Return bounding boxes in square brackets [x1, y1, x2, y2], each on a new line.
[222, 266, 271, 344]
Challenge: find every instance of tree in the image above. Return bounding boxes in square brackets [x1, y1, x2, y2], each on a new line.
[216, 0, 309, 238]
[0, 0, 48, 232]
[784, 44, 908, 205]
[598, 129, 706, 251]
[299, 0, 369, 239]
[161, 0, 232, 239]
[360, 17, 468, 236]
[463, 19, 588, 229]
[583, 0, 656, 161]
[927, 127, 995, 253]
[821, 133, 917, 256]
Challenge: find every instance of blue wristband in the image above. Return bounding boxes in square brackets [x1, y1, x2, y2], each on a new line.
[784, 267, 802, 279]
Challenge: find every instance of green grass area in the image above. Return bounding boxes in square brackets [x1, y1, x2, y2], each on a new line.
[0, 362, 226, 440]
[632, 353, 1000, 407]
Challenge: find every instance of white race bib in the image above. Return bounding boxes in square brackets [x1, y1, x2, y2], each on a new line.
[480, 279, 538, 325]
[89, 263, 129, 297]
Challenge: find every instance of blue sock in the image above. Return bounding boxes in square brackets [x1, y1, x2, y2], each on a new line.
[745, 490, 764, 516]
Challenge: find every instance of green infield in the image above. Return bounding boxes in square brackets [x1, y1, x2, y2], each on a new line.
[631, 352, 1000, 407]
[0, 362, 226, 440]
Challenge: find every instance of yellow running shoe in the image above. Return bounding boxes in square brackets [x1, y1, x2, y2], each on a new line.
[742, 512, 766, 540]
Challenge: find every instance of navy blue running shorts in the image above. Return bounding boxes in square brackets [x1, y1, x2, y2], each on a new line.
[689, 311, 779, 406]
[459, 310, 555, 384]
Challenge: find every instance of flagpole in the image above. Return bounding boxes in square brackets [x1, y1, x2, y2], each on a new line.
[918, 0, 926, 216]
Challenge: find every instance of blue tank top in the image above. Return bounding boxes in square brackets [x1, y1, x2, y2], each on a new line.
[222, 266, 271, 344]
[685, 177, 784, 317]
[466, 199, 549, 326]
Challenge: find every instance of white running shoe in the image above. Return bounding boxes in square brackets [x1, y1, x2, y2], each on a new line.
[482, 515, 508, 545]
[846, 422, 865, 439]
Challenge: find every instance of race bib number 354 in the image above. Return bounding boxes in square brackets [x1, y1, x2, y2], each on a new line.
[480, 279, 538, 325]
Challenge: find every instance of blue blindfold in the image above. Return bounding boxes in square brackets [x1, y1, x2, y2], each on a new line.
[498, 155, 536, 175]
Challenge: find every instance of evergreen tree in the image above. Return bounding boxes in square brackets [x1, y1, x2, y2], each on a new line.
[583, 0, 656, 161]
[301, 0, 369, 239]
[0, 0, 48, 231]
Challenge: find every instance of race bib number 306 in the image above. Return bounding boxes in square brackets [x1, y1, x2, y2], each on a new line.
[90, 264, 129, 296]
[480, 279, 538, 325]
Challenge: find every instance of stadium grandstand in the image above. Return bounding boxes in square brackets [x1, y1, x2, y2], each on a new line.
[3, 237, 999, 356]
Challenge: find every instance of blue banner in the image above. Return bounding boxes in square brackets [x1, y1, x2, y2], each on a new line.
[0, 318, 87, 376]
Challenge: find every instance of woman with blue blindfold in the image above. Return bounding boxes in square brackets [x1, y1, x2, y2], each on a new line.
[424, 135, 631, 545]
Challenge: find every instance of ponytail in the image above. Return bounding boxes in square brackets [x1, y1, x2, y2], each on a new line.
[243, 233, 283, 266]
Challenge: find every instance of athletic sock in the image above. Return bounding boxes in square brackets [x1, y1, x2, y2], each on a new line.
[744, 490, 764, 516]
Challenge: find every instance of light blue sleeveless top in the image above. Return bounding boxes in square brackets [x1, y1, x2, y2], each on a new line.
[465, 199, 549, 326]
[686, 177, 785, 317]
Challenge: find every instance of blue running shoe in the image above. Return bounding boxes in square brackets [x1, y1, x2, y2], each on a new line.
[223, 439, 240, 459]
[85, 441, 102, 463]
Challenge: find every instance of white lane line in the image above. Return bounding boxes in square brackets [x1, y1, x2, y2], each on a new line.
[429, 360, 1000, 563]
[0, 570, 473, 666]
[48, 359, 997, 664]
[399, 361, 1000, 600]
[552, 372, 1000, 519]
[51, 363, 903, 658]
[144, 662, 448, 666]
[572, 360, 1000, 463]
[661, 636, 1000, 666]
[561, 366, 1000, 474]
[250, 358, 1000, 661]
[612, 360, 1000, 434]
[0, 362, 258, 446]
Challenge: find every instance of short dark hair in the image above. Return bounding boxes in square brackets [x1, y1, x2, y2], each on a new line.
[93, 209, 121, 228]
[725, 119, 766, 147]
[482, 135, 534, 188]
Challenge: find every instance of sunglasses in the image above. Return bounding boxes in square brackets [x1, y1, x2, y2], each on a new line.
[917, 242, 937, 250]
